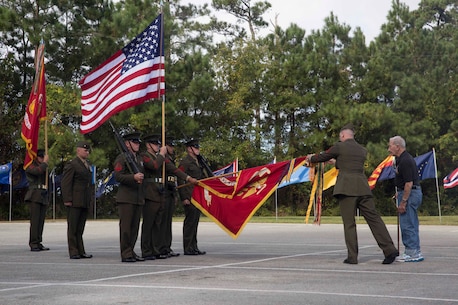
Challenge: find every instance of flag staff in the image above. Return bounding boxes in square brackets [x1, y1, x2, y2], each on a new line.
[9, 161, 12, 222]
[432, 148, 441, 222]
[158, 2, 166, 185]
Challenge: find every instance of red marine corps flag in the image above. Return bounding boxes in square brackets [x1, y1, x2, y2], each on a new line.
[21, 41, 47, 169]
[191, 157, 306, 238]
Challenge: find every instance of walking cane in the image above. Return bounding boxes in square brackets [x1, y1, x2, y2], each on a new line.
[392, 194, 399, 251]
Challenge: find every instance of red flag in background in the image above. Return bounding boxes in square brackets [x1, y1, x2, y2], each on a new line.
[192, 157, 306, 238]
[367, 155, 395, 190]
[21, 42, 47, 169]
[79, 14, 165, 134]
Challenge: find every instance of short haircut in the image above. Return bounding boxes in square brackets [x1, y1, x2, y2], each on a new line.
[390, 136, 406, 148]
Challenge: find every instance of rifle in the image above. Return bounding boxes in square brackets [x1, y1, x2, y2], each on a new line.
[197, 154, 214, 178]
[109, 120, 140, 174]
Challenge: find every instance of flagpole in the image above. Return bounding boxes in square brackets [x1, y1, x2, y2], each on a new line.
[432, 148, 441, 223]
[52, 168, 56, 220]
[159, 4, 166, 187]
[93, 166, 97, 220]
[176, 171, 240, 189]
[273, 157, 277, 220]
[9, 161, 12, 222]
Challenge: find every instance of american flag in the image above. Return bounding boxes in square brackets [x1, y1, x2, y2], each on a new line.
[212, 159, 239, 176]
[443, 168, 458, 189]
[79, 14, 165, 134]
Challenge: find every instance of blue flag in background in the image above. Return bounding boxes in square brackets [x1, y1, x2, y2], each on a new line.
[96, 171, 118, 198]
[278, 165, 310, 188]
[0, 163, 12, 185]
[12, 169, 28, 189]
[415, 151, 436, 180]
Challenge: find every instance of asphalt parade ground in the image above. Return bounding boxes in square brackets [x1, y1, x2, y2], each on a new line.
[0, 220, 457, 305]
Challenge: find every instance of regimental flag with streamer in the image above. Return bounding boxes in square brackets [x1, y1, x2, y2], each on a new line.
[79, 14, 165, 134]
[21, 42, 47, 169]
[305, 166, 339, 224]
[367, 155, 395, 190]
[191, 157, 306, 238]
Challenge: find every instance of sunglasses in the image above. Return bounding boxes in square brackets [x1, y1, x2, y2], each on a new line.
[130, 139, 141, 144]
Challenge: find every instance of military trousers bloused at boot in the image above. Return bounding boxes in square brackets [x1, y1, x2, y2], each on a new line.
[339, 195, 398, 263]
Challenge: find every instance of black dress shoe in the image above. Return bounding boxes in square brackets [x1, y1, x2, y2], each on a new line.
[80, 253, 93, 259]
[143, 255, 156, 260]
[38, 244, 50, 251]
[135, 256, 145, 261]
[31, 247, 41, 252]
[343, 258, 357, 264]
[184, 250, 198, 255]
[70, 255, 81, 259]
[122, 257, 136, 263]
[382, 251, 399, 264]
[168, 251, 180, 257]
[155, 253, 168, 259]
[196, 250, 206, 255]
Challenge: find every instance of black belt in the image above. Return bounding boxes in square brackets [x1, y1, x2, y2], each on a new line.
[412, 185, 421, 189]
[145, 178, 162, 183]
[33, 184, 47, 189]
[167, 176, 176, 182]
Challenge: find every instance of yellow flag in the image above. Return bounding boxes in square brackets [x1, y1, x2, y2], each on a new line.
[323, 167, 338, 190]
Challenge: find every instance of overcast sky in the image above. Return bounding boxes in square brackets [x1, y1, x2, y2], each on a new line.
[189, 0, 421, 43]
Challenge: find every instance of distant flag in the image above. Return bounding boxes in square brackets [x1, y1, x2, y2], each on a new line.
[368, 156, 395, 190]
[96, 171, 118, 198]
[369, 151, 437, 189]
[91, 165, 96, 185]
[443, 168, 458, 189]
[191, 157, 307, 238]
[278, 165, 311, 188]
[0, 163, 12, 185]
[416, 150, 436, 180]
[213, 159, 238, 176]
[79, 14, 165, 134]
[12, 169, 28, 189]
[21, 41, 47, 169]
[323, 167, 339, 190]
